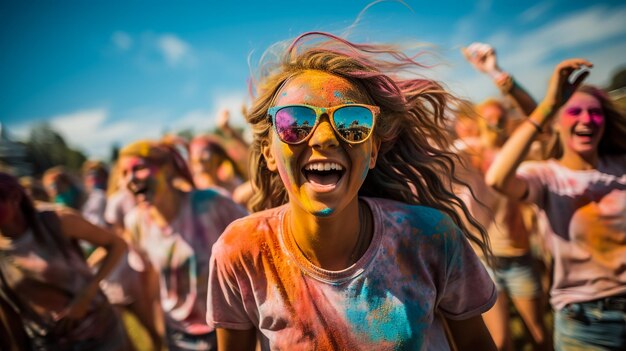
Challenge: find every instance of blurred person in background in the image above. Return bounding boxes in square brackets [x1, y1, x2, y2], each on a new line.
[42, 166, 84, 210]
[81, 160, 109, 229]
[96, 158, 164, 350]
[453, 99, 551, 351]
[486, 58, 626, 350]
[189, 134, 244, 196]
[0, 172, 129, 350]
[118, 139, 247, 351]
[461, 43, 552, 351]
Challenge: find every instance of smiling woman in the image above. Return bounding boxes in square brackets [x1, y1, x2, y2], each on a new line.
[206, 31, 498, 350]
[485, 59, 626, 350]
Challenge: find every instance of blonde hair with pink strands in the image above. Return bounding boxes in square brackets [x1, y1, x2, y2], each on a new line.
[245, 32, 492, 259]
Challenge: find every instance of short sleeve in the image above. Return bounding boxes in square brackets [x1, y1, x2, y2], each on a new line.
[206, 237, 254, 330]
[517, 161, 548, 208]
[437, 219, 497, 320]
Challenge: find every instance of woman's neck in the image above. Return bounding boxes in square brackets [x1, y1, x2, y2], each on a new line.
[559, 148, 599, 170]
[288, 198, 370, 271]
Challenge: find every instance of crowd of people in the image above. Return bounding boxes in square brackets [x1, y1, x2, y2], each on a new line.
[1, 29, 625, 351]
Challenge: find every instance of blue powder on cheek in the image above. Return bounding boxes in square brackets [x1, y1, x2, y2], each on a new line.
[318, 207, 333, 217]
[334, 91, 343, 99]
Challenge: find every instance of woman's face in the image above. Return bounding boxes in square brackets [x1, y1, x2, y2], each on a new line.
[118, 155, 168, 203]
[557, 92, 605, 157]
[263, 70, 379, 217]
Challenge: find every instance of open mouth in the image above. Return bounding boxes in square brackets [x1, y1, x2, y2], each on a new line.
[574, 130, 593, 137]
[129, 183, 149, 197]
[302, 162, 345, 188]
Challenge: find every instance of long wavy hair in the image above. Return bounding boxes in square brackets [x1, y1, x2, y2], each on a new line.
[547, 85, 626, 159]
[245, 32, 491, 258]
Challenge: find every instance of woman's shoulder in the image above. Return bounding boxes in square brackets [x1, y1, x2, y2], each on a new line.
[213, 205, 285, 255]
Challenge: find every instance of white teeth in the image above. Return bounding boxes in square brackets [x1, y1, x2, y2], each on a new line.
[304, 162, 344, 171]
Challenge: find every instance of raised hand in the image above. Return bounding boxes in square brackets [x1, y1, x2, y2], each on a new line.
[543, 58, 593, 109]
[217, 109, 232, 132]
[461, 42, 501, 76]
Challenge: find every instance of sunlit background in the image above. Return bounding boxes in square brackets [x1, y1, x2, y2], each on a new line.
[2, 0, 625, 171]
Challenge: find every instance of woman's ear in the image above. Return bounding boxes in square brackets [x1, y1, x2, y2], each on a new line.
[261, 138, 277, 172]
[369, 138, 381, 169]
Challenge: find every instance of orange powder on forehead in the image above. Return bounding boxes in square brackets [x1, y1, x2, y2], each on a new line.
[286, 70, 363, 105]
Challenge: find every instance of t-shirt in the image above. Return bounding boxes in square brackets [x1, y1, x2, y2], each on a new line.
[208, 197, 496, 350]
[518, 154, 626, 310]
[125, 189, 247, 335]
[104, 189, 136, 229]
[82, 188, 108, 228]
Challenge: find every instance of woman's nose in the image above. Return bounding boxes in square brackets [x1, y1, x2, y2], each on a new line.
[579, 110, 592, 124]
[309, 116, 339, 149]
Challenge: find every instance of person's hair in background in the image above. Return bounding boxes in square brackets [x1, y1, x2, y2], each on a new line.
[18, 176, 49, 203]
[1, 173, 69, 255]
[42, 166, 84, 209]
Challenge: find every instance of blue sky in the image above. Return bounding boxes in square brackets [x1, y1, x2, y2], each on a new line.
[2, 0, 626, 158]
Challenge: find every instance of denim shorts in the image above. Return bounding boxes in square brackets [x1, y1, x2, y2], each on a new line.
[483, 253, 542, 298]
[166, 328, 217, 351]
[555, 297, 626, 351]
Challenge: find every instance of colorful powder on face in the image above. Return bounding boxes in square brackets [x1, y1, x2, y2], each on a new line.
[317, 207, 333, 217]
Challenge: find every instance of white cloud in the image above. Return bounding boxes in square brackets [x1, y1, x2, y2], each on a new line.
[43, 108, 163, 159]
[501, 5, 626, 69]
[167, 90, 249, 133]
[157, 34, 191, 66]
[112, 31, 133, 51]
[518, 2, 552, 24]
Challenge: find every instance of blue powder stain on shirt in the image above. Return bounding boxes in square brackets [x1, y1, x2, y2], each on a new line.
[343, 284, 420, 343]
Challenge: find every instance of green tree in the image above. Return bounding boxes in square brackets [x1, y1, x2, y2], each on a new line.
[25, 122, 87, 175]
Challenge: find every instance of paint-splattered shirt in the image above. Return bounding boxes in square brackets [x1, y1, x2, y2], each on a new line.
[207, 197, 496, 350]
[126, 189, 247, 335]
[518, 154, 626, 310]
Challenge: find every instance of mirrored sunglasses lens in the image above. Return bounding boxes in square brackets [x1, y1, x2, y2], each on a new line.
[333, 106, 374, 142]
[275, 106, 317, 143]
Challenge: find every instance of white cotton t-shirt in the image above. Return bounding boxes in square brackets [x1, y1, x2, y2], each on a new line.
[518, 154, 626, 310]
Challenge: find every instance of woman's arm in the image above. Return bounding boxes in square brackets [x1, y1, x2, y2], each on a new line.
[446, 315, 496, 350]
[216, 328, 257, 351]
[484, 58, 592, 199]
[54, 208, 127, 323]
[462, 42, 537, 115]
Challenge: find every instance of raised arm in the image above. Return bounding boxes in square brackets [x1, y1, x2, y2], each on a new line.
[54, 208, 127, 325]
[462, 42, 537, 115]
[485, 58, 593, 199]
